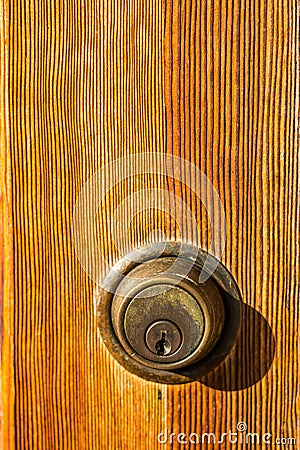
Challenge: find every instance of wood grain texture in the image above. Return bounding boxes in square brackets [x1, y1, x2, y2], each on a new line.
[164, 1, 299, 448]
[1, 0, 299, 449]
[165, 0, 299, 448]
[8, 1, 167, 449]
[0, 0, 14, 447]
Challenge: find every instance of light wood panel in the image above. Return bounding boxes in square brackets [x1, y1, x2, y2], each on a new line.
[8, 0, 167, 449]
[0, 0, 14, 448]
[164, 1, 299, 447]
[1, 0, 299, 449]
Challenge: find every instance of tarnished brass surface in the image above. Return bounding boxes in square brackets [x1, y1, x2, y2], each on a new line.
[112, 258, 225, 370]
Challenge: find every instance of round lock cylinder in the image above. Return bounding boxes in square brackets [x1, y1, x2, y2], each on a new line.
[111, 257, 225, 370]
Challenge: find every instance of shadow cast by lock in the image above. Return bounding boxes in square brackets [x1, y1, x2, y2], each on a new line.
[197, 300, 276, 391]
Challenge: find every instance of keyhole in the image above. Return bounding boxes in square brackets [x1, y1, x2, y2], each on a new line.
[155, 331, 172, 356]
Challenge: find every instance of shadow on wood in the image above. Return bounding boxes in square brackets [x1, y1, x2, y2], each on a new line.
[199, 301, 276, 391]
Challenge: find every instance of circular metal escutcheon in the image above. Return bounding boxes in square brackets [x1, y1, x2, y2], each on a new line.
[95, 242, 242, 384]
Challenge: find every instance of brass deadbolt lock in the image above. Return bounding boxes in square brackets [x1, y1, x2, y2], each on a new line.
[111, 257, 225, 370]
[96, 243, 241, 384]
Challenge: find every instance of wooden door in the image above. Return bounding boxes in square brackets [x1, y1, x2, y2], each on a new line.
[1, 0, 299, 448]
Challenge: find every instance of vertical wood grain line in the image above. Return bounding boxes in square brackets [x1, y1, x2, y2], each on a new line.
[0, 0, 14, 447]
